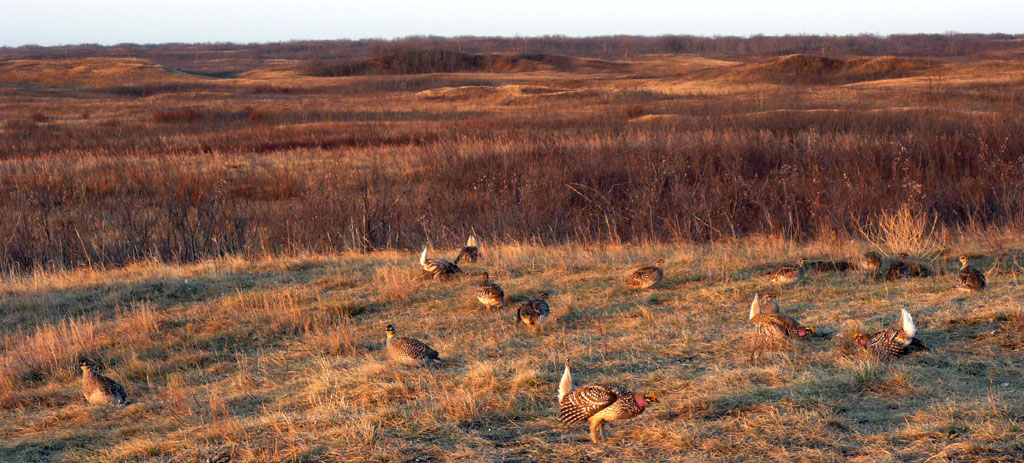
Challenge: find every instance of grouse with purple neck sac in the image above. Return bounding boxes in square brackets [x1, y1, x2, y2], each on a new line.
[853, 309, 927, 359]
[557, 359, 658, 443]
[749, 293, 815, 343]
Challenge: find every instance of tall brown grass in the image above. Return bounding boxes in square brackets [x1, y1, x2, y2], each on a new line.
[2, 45, 1024, 273]
[2, 106, 1022, 273]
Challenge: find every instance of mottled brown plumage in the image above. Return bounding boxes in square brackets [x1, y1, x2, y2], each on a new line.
[475, 271, 504, 309]
[751, 312, 811, 339]
[861, 251, 882, 273]
[749, 294, 815, 341]
[385, 324, 441, 367]
[755, 293, 782, 314]
[627, 259, 664, 290]
[419, 246, 461, 280]
[453, 236, 480, 264]
[908, 262, 933, 278]
[80, 361, 127, 406]
[516, 292, 550, 326]
[748, 294, 814, 361]
[806, 260, 853, 272]
[557, 361, 657, 443]
[956, 255, 986, 292]
[884, 253, 910, 280]
[767, 257, 806, 285]
[853, 309, 926, 359]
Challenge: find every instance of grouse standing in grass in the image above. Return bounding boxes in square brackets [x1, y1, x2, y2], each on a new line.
[557, 359, 658, 443]
[956, 255, 986, 292]
[861, 251, 882, 273]
[627, 259, 665, 290]
[475, 271, 504, 310]
[80, 360, 127, 406]
[853, 309, 926, 359]
[767, 257, 806, 285]
[884, 253, 910, 280]
[385, 324, 442, 367]
[516, 292, 551, 326]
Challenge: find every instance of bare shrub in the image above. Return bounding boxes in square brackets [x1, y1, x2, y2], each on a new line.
[859, 205, 943, 259]
[620, 104, 649, 119]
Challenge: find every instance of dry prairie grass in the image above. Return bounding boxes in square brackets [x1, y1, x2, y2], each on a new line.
[2, 38, 1024, 461]
[1, 237, 1022, 462]
[3, 48, 1024, 273]
[0, 58, 203, 88]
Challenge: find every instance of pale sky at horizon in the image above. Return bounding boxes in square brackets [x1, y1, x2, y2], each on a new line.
[1, 0, 1021, 47]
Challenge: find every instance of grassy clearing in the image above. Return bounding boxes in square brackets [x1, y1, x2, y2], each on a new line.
[2, 236, 1022, 462]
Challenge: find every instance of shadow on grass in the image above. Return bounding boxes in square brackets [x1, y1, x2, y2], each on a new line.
[1, 432, 104, 462]
[0, 259, 336, 335]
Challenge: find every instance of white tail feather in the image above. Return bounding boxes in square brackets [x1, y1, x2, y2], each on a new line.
[467, 236, 477, 247]
[749, 293, 761, 320]
[419, 247, 428, 267]
[557, 360, 573, 402]
[901, 309, 916, 338]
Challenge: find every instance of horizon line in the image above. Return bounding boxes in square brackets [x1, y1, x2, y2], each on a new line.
[3, 31, 1022, 49]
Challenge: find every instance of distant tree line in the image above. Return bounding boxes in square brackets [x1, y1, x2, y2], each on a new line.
[2, 33, 1020, 73]
[300, 47, 584, 76]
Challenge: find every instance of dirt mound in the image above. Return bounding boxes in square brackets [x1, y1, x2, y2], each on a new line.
[735, 54, 936, 84]
[758, 54, 846, 75]
[484, 53, 567, 72]
[0, 57, 203, 88]
[843, 56, 934, 79]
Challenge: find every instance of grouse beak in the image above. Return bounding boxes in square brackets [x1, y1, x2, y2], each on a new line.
[645, 393, 659, 404]
[807, 326, 816, 334]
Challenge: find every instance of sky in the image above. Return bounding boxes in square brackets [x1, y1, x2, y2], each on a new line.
[1, 0, 1022, 47]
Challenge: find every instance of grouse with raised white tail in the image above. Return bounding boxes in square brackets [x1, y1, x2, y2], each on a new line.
[557, 359, 658, 443]
[853, 309, 927, 359]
